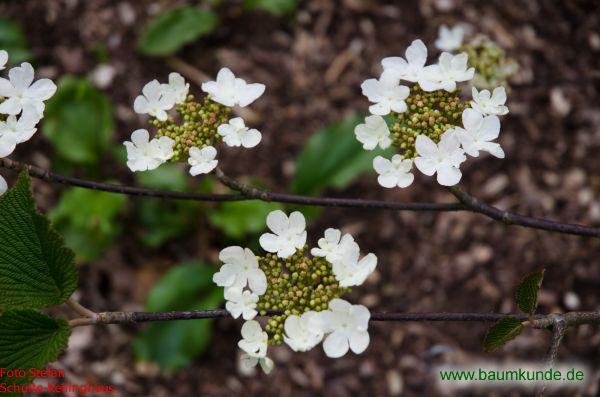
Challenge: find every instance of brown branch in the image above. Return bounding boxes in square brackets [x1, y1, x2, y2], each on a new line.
[2, 158, 599, 237]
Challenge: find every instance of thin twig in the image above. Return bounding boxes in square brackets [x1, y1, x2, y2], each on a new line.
[2, 157, 599, 237]
[535, 316, 568, 397]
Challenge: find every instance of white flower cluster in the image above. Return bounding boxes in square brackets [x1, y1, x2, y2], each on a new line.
[0, 50, 57, 194]
[124, 68, 265, 175]
[212, 210, 376, 374]
[357, 38, 509, 187]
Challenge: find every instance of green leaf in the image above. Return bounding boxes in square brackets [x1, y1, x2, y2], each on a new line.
[133, 263, 223, 372]
[515, 269, 545, 316]
[0, 19, 32, 64]
[136, 200, 198, 248]
[244, 0, 297, 15]
[291, 115, 393, 196]
[43, 77, 114, 165]
[0, 172, 78, 310]
[49, 187, 126, 262]
[209, 200, 282, 240]
[138, 7, 218, 56]
[135, 164, 188, 191]
[0, 310, 70, 372]
[484, 317, 524, 353]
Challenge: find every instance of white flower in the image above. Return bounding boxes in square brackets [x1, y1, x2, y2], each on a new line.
[321, 299, 370, 358]
[0, 174, 6, 195]
[453, 108, 504, 158]
[188, 146, 218, 175]
[259, 210, 307, 259]
[471, 86, 509, 116]
[360, 72, 409, 116]
[331, 243, 377, 287]
[133, 79, 175, 121]
[414, 131, 466, 186]
[373, 155, 414, 188]
[354, 115, 391, 150]
[213, 246, 267, 295]
[381, 39, 428, 82]
[238, 320, 273, 374]
[435, 25, 465, 52]
[201, 67, 265, 108]
[420, 52, 475, 92]
[0, 62, 57, 116]
[0, 109, 41, 157]
[0, 50, 7, 70]
[123, 129, 174, 172]
[161, 72, 189, 104]
[217, 117, 261, 148]
[283, 311, 325, 352]
[225, 288, 259, 320]
[310, 228, 355, 263]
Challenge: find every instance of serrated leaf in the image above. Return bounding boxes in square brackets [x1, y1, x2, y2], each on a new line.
[138, 7, 218, 56]
[43, 77, 114, 165]
[515, 269, 545, 316]
[244, 0, 297, 15]
[133, 263, 223, 372]
[291, 115, 394, 196]
[0, 310, 70, 371]
[484, 317, 524, 353]
[0, 172, 78, 310]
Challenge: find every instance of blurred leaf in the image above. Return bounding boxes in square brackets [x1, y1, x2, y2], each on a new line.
[133, 263, 223, 372]
[44, 77, 114, 165]
[209, 200, 282, 240]
[484, 317, 524, 353]
[515, 269, 545, 316]
[0, 310, 70, 377]
[136, 164, 187, 191]
[291, 115, 393, 196]
[138, 7, 218, 56]
[244, 0, 297, 15]
[0, 172, 77, 310]
[0, 19, 32, 64]
[49, 187, 126, 262]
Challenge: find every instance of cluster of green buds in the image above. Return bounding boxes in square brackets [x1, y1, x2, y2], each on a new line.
[257, 248, 350, 345]
[390, 84, 468, 159]
[151, 95, 230, 162]
[461, 35, 518, 90]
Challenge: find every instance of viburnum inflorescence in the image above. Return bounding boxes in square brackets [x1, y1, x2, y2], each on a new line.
[0, 49, 57, 194]
[212, 210, 377, 374]
[357, 32, 512, 188]
[124, 67, 265, 175]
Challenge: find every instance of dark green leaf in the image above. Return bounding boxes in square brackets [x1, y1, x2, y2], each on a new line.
[244, 0, 297, 15]
[133, 263, 223, 372]
[0, 172, 78, 310]
[209, 200, 282, 240]
[43, 77, 114, 165]
[0, 310, 70, 371]
[49, 187, 126, 262]
[0, 19, 32, 64]
[484, 317, 524, 353]
[138, 7, 218, 56]
[291, 115, 394, 196]
[515, 269, 545, 316]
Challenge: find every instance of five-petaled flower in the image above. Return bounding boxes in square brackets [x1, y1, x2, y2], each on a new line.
[414, 132, 466, 186]
[0, 62, 57, 117]
[332, 248, 378, 288]
[225, 288, 259, 320]
[471, 86, 509, 116]
[453, 108, 504, 159]
[373, 155, 415, 188]
[123, 129, 174, 172]
[238, 320, 273, 374]
[354, 115, 392, 150]
[435, 25, 465, 52]
[188, 145, 218, 175]
[321, 299, 371, 358]
[213, 246, 267, 295]
[217, 117, 262, 148]
[283, 311, 325, 352]
[310, 228, 356, 263]
[133, 79, 175, 121]
[161, 72, 189, 105]
[259, 210, 307, 259]
[202, 67, 265, 108]
[381, 39, 428, 83]
[420, 52, 475, 92]
[361, 72, 409, 116]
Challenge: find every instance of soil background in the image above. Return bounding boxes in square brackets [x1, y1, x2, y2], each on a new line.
[1, 0, 599, 396]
